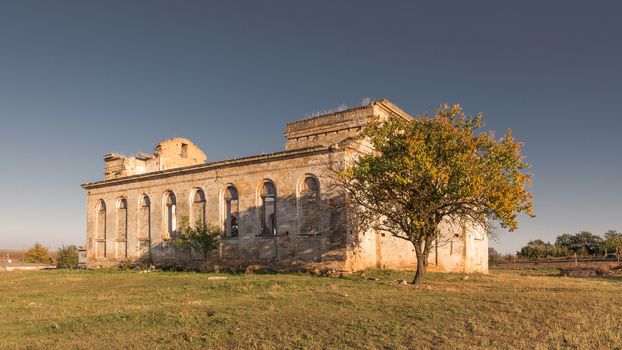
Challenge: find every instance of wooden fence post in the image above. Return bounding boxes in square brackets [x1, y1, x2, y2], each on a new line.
[574, 253, 578, 267]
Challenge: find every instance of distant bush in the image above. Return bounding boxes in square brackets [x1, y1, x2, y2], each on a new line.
[555, 231, 603, 256]
[517, 230, 622, 258]
[602, 230, 622, 255]
[22, 243, 53, 264]
[56, 245, 79, 269]
[488, 248, 503, 264]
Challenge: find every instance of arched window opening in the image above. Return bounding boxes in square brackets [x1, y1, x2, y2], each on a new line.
[140, 195, 151, 208]
[224, 186, 239, 237]
[191, 189, 206, 225]
[96, 200, 107, 239]
[95, 200, 107, 258]
[260, 181, 276, 235]
[138, 194, 151, 256]
[116, 197, 128, 258]
[117, 197, 127, 210]
[300, 176, 320, 235]
[164, 191, 177, 238]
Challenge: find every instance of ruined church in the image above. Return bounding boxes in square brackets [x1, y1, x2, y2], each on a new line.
[81, 99, 488, 273]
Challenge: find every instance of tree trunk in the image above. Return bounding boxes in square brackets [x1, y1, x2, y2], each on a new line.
[412, 251, 428, 285]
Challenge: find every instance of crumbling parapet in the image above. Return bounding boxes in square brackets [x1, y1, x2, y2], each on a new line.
[104, 138, 207, 180]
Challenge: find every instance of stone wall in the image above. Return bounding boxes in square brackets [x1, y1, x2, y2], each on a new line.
[85, 147, 350, 270]
[283, 99, 413, 150]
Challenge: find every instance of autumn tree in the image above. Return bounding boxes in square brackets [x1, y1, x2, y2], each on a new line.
[23, 242, 53, 264]
[335, 104, 534, 284]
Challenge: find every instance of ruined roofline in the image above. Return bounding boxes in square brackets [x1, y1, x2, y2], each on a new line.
[81, 145, 330, 189]
[284, 99, 412, 135]
[372, 98, 413, 120]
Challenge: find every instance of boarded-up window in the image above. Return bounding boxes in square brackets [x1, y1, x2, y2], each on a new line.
[96, 200, 106, 240]
[95, 200, 107, 258]
[116, 197, 128, 258]
[138, 194, 151, 257]
[138, 194, 151, 239]
[224, 186, 239, 237]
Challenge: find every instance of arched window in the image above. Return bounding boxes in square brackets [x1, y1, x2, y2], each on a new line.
[116, 197, 128, 258]
[95, 200, 107, 258]
[260, 181, 277, 235]
[164, 191, 177, 238]
[191, 188, 206, 225]
[96, 200, 107, 239]
[224, 186, 239, 237]
[299, 176, 320, 235]
[138, 194, 151, 256]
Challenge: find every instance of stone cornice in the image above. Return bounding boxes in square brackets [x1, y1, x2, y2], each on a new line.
[81, 146, 332, 190]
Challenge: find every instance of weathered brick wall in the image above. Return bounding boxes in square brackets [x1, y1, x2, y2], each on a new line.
[103, 138, 207, 180]
[154, 137, 207, 171]
[85, 148, 350, 270]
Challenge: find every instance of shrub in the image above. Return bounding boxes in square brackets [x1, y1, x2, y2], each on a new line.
[56, 245, 79, 269]
[488, 248, 507, 264]
[118, 258, 137, 270]
[602, 230, 622, 255]
[173, 218, 221, 261]
[22, 243, 53, 264]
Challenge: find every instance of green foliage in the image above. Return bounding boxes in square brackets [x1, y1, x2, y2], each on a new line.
[488, 248, 503, 264]
[56, 245, 79, 269]
[518, 230, 622, 258]
[337, 104, 534, 283]
[602, 230, 622, 254]
[555, 231, 603, 256]
[488, 248, 515, 264]
[173, 218, 221, 260]
[517, 240, 569, 259]
[22, 242, 53, 264]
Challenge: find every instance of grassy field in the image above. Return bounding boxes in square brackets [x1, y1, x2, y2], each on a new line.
[0, 268, 620, 349]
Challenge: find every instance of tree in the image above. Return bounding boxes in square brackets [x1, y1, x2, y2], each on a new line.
[556, 231, 603, 256]
[335, 104, 534, 284]
[56, 245, 79, 269]
[554, 233, 574, 252]
[173, 219, 221, 261]
[516, 239, 565, 259]
[602, 230, 622, 255]
[517, 240, 542, 259]
[488, 247, 504, 264]
[22, 242, 53, 264]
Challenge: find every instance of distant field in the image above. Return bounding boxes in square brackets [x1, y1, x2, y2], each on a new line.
[0, 250, 27, 263]
[0, 268, 620, 349]
[0, 249, 57, 264]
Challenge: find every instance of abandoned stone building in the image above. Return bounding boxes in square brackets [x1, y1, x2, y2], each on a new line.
[81, 99, 488, 273]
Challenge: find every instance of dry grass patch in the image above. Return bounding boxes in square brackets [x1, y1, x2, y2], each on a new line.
[0, 269, 620, 349]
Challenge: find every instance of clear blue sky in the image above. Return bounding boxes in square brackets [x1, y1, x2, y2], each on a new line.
[1, 1, 620, 253]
